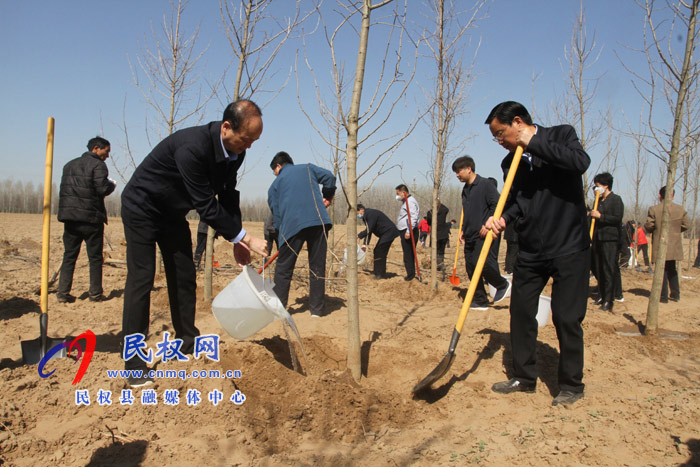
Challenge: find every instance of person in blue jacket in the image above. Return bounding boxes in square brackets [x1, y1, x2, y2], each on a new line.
[268, 152, 336, 317]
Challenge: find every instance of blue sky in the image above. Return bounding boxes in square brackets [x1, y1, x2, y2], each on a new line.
[0, 0, 680, 210]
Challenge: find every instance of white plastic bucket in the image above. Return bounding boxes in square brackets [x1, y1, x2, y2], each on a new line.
[343, 244, 366, 265]
[212, 266, 288, 339]
[536, 294, 551, 327]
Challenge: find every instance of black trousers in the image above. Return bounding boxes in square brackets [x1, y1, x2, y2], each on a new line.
[58, 221, 104, 298]
[638, 244, 650, 267]
[504, 240, 519, 274]
[122, 215, 199, 370]
[464, 237, 508, 306]
[436, 238, 448, 269]
[593, 241, 619, 303]
[273, 225, 328, 314]
[510, 248, 589, 393]
[372, 235, 395, 276]
[693, 239, 700, 267]
[399, 228, 419, 278]
[661, 260, 680, 300]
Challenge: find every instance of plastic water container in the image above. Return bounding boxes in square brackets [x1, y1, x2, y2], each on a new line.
[536, 295, 552, 327]
[343, 244, 366, 265]
[212, 266, 288, 339]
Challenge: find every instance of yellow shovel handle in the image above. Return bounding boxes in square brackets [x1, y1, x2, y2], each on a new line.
[589, 190, 600, 239]
[455, 145, 523, 334]
[41, 118, 55, 316]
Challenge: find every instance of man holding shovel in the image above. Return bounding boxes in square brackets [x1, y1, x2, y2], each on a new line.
[120, 99, 267, 387]
[395, 184, 420, 281]
[268, 151, 336, 317]
[484, 101, 591, 406]
[452, 156, 510, 310]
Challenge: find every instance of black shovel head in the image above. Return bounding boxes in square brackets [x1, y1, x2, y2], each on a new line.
[21, 313, 69, 365]
[21, 336, 69, 365]
[412, 350, 456, 394]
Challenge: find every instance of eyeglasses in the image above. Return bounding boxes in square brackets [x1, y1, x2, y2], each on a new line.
[492, 129, 506, 142]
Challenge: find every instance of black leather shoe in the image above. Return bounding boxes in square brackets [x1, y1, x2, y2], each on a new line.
[600, 301, 612, 311]
[89, 294, 109, 302]
[491, 378, 536, 394]
[593, 297, 603, 305]
[660, 297, 669, 304]
[404, 275, 415, 281]
[670, 297, 679, 302]
[552, 390, 584, 406]
[57, 294, 76, 303]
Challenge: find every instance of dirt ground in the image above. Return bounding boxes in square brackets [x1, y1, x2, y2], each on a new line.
[0, 212, 699, 466]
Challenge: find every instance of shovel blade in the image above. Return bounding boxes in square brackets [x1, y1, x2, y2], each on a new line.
[449, 273, 460, 286]
[412, 350, 456, 394]
[21, 337, 69, 365]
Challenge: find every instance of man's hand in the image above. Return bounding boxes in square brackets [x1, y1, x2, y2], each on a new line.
[323, 198, 332, 208]
[479, 225, 490, 239]
[361, 245, 367, 252]
[236, 233, 268, 266]
[516, 125, 535, 149]
[459, 231, 465, 244]
[405, 231, 411, 240]
[485, 216, 506, 238]
[590, 210, 601, 219]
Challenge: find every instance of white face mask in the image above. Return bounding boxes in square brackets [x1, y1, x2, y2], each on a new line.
[396, 195, 403, 201]
[594, 186, 605, 195]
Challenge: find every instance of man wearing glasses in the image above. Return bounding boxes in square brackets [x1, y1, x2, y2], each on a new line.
[484, 101, 591, 406]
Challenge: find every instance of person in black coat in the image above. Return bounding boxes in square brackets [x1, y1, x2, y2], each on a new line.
[357, 204, 399, 279]
[452, 156, 510, 309]
[485, 101, 591, 407]
[426, 200, 450, 271]
[120, 100, 267, 387]
[56, 136, 116, 303]
[589, 172, 625, 311]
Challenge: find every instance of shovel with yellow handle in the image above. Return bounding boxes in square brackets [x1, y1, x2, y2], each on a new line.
[413, 146, 524, 394]
[21, 118, 70, 365]
[589, 189, 601, 240]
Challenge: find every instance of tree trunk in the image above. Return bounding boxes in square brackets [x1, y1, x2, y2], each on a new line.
[345, 0, 374, 383]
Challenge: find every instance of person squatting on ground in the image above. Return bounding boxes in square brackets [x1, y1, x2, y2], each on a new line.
[120, 99, 267, 387]
[426, 199, 450, 271]
[57, 136, 117, 303]
[268, 151, 336, 317]
[644, 186, 688, 303]
[484, 101, 591, 407]
[395, 184, 420, 281]
[589, 172, 624, 311]
[452, 155, 510, 310]
[357, 204, 400, 280]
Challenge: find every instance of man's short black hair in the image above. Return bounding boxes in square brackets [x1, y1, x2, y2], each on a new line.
[222, 99, 262, 131]
[452, 156, 475, 173]
[593, 172, 613, 190]
[484, 101, 533, 126]
[270, 151, 294, 170]
[357, 204, 365, 211]
[659, 185, 674, 199]
[87, 136, 110, 151]
[395, 184, 409, 193]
